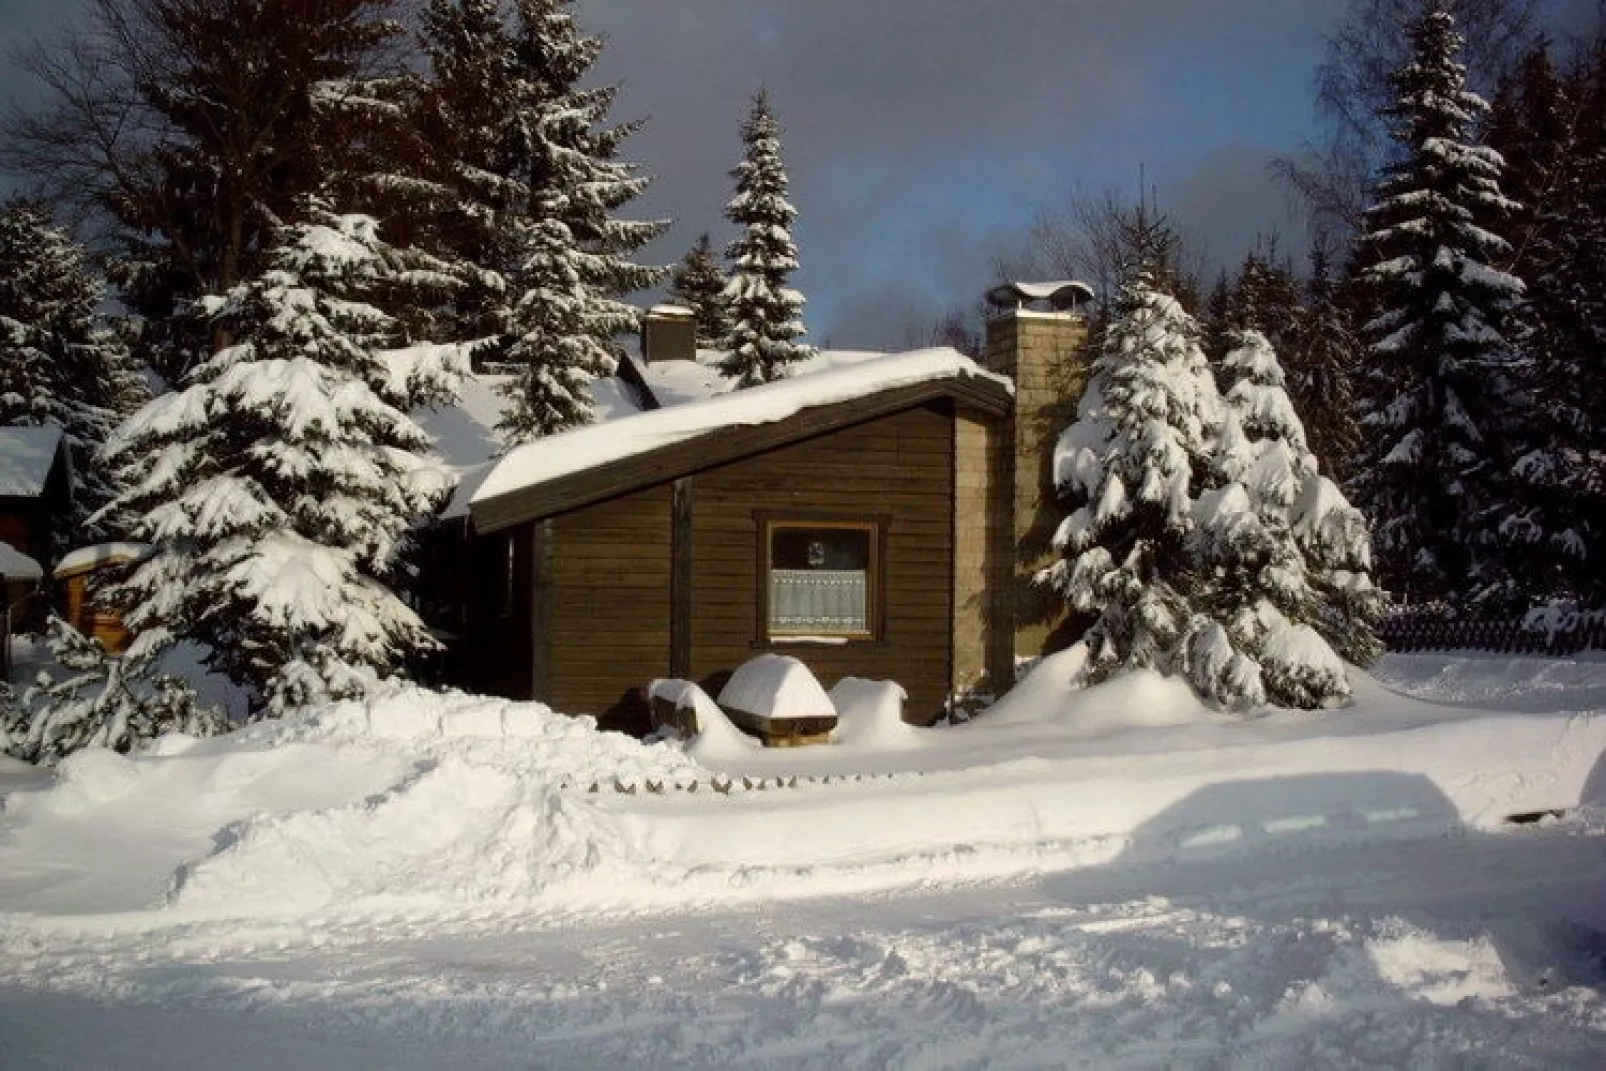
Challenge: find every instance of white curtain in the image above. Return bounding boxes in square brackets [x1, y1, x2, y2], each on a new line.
[770, 569, 867, 633]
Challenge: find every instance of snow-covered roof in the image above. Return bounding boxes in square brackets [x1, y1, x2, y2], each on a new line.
[463, 348, 1010, 524]
[53, 542, 151, 579]
[0, 540, 43, 580]
[0, 426, 66, 498]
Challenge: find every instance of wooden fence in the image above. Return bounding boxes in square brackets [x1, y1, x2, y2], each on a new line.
[1381, 609, 1606, 655]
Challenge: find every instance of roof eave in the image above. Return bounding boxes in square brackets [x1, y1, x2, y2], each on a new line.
[470, 374, 1011, 533]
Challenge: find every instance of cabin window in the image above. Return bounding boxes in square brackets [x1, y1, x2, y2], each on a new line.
[763, 520, 880, 639]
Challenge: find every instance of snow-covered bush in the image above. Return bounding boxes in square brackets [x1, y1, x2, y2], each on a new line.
[2, 617, 226, 765]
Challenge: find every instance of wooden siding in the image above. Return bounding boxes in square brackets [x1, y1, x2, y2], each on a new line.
[686, 404, 955, 723]
[544, 486, 674, 731]
[468, 402, 976, 732]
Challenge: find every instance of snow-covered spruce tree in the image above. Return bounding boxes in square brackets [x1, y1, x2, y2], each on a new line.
[670, 233, 733, 347]
[1486, 41, 1606, 606]
[1037, 268, 1241, 697]
[1200, 329, 1384, 707]
[720, 90, 812, 387]
[406, 0, 524, 349]
[1206, 244, 1302, 363]
[1351, 4, 1525, 605]
[4, 616, 226, 765]
[494, 0, 666, 442]
[1282, 242, 1364, 484]
[0, 198, 139, 535]
[8, 0, 406, 387]
[99, 209, 459, 714]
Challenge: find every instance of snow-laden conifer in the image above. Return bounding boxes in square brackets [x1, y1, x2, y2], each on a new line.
[1487, 43, 1606, 606]
[408, 0, 528, 348]
[1351, 5, 1525, 603]
[1197, 330, 1383, 707]
[494, 0, 666, 442]
[670, 233, 733, 347]
[100, 210, 463, 713]
[0, 198, 141, 535]
[1038, 270, 1229, 692]
[720, 91, 812, 387]
[1282, 243, 1363, 483]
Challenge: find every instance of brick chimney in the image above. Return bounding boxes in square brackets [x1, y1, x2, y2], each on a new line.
[640, 304, 697, 364]
[982, 282, 1094, 665]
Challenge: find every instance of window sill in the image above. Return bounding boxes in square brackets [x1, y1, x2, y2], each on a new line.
[753, 635, 886, 649]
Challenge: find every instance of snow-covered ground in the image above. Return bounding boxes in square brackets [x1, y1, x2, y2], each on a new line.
[2, 651, 1603, 1068]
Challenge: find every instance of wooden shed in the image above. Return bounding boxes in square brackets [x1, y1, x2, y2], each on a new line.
[53, 543, 148, 654]
[452, 351, 1017, 733]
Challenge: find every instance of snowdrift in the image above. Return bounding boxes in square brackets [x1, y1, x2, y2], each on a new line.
[0, 658, 1600, 925]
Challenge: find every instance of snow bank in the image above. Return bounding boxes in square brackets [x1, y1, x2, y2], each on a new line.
[244, 686, 705, 787]
[829, 677, 920, 749]
[165, 756, 644, 913]
[2, 659, 1602, 925]
[981, 645, 1218, 735]
[0, 686, 706, 917]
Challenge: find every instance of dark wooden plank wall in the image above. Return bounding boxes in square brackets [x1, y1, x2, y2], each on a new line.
[687, 404, 955, 723]
[545, 486, 674, 731]
[516, 404, 957, 730]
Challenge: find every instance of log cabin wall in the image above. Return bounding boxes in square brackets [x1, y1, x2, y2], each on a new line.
[542, 485, 674, 732]
[686, 403, 955, 724]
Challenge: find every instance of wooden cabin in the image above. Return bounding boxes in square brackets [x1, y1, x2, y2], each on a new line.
[438, 291, 1094, 735]
[0, 427, 72, 634]
[0, 426, 71, 571]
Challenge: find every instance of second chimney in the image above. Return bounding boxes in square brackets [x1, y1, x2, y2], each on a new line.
[641, 305, 698, 365]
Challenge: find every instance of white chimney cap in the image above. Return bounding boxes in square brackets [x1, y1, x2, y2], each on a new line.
[984, 280, 1094, 311]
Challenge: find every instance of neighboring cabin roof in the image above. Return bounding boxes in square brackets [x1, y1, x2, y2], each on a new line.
[0, 540, 43, 580]
[0, 426, 66, 499]
[465, 348, 1012, 533]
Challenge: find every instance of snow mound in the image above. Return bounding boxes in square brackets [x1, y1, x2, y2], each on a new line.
[983, 646, 1218, 735]
[42, 748, 143, 815]
[165, 757, 646, 913]
[980, 645, 1093, 725]
[718, 654, 834, 718]
[244, 685, 706, 787]
[654, 680, 763, 761]
[829, 678, 921, 749]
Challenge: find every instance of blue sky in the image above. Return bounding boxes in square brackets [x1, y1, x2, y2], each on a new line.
[2, 0, 1599, 348]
